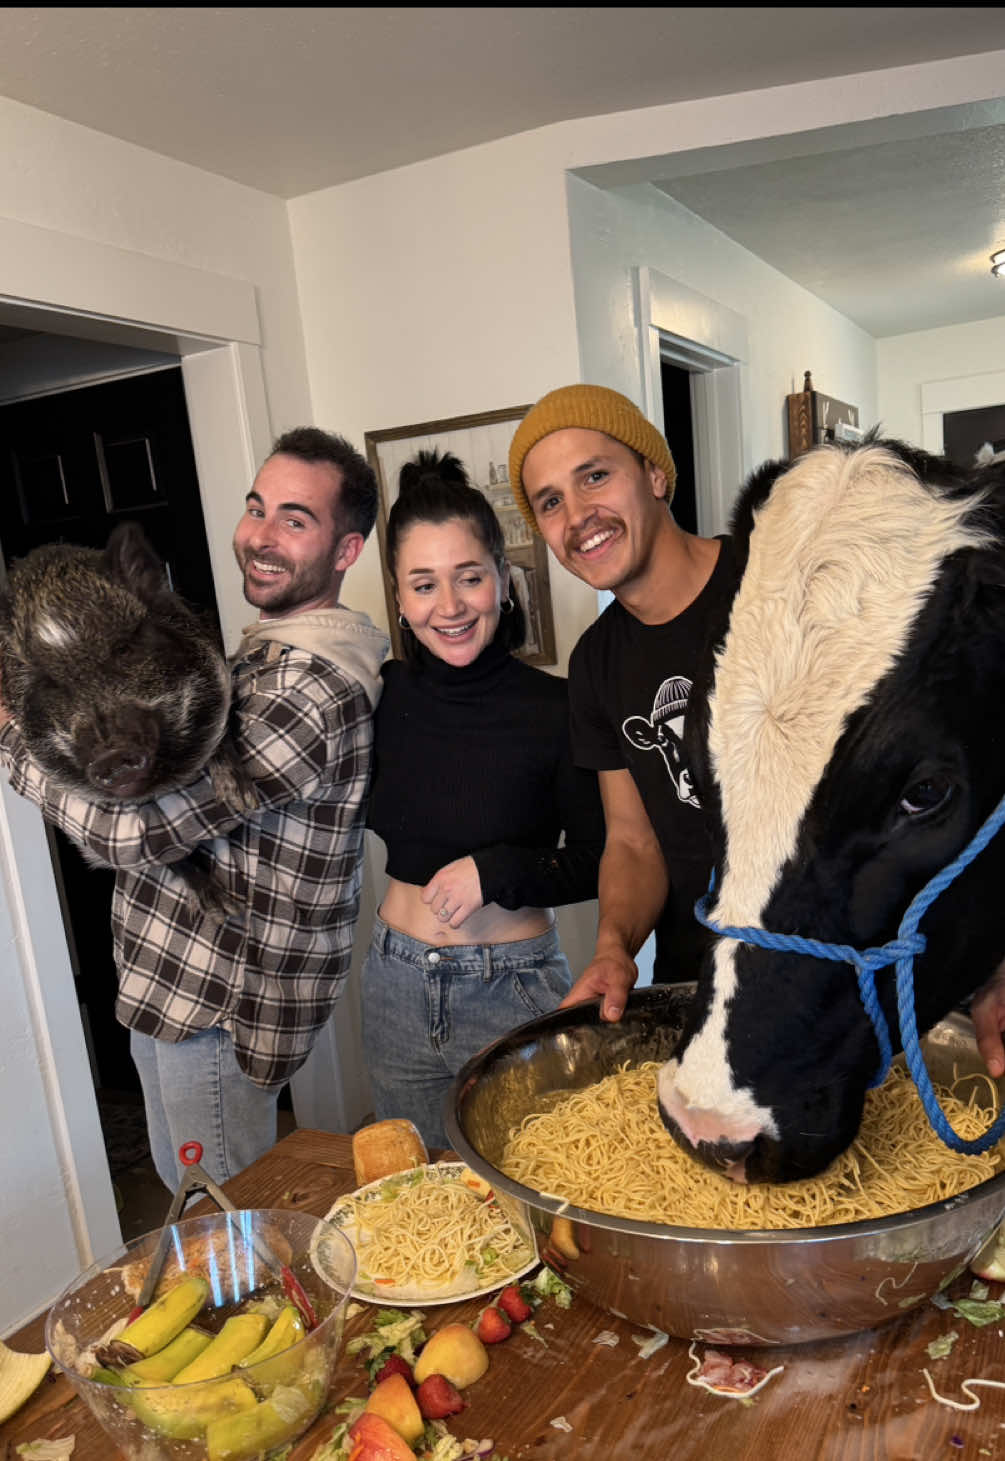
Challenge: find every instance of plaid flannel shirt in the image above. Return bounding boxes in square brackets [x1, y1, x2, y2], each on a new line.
[0, 639, 375, 1087]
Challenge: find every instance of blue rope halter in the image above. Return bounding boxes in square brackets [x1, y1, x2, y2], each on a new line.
[694, 788, 1005, 1155]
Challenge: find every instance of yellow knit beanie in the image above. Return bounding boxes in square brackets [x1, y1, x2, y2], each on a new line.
[508, 384, 676, 534]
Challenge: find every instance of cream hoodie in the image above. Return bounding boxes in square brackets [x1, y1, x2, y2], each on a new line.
[238, 606, 389, 708]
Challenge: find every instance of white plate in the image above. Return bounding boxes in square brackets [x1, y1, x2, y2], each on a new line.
[313, 1161, 538, 1307]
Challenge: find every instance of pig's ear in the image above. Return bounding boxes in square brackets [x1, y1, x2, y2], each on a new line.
[105, 522, 169, 603]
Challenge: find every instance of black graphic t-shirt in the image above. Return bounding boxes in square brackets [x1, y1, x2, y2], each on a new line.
[568, 536, 740, 982]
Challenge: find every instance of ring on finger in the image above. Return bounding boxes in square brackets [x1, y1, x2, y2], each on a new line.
[438, 907, 450, 921]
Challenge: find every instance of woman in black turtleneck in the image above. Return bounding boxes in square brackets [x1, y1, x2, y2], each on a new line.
[363, 449, 604, 1148]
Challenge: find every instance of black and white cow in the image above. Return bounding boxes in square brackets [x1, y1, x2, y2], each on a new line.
[657, 438, 1005, 1184]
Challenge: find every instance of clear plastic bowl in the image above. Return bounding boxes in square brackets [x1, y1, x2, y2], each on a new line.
[45, 1208, 356, 1461]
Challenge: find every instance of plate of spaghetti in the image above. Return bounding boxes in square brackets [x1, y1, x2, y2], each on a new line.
[316, 1162, 538, 1305]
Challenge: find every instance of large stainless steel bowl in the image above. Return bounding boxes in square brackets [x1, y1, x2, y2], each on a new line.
[445, 985, 1005, 1346]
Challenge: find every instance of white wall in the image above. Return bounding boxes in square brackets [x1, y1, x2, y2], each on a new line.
[0, 95, 311, 440]
[877, 316, 1005, 446]
[287, 133, 596, 674]
[567, 178, 878, 515]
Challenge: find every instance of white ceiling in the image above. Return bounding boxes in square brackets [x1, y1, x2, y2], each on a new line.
[3, 7, 1005, 197]
[2, 7, 1005, 339]
[654, 116, 1005, 337]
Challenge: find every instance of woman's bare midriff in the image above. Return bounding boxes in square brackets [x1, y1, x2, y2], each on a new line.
[380, 878, 554, 946]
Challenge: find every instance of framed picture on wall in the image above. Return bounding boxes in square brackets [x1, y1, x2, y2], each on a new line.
[364, 405, 557, 666]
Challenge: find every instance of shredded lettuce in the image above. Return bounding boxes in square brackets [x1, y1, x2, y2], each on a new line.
[531, 1265, 573, 1309]
[346, 1308, 427, 1364]
[927, 1330, 960, 1360]
[951, 1298, 1005, 1328]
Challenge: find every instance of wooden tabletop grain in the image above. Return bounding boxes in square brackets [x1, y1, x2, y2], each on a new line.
[4, 1127, 1004, 1460]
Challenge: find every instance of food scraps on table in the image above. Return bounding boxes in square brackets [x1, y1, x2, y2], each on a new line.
[685, 1342, 784, 1400]
[0, 1341, 52, 1424]
[631, 1330, 669, 1360]
[922, 1368, 1005, 1412]
[327, 1264, 573, 1461]
[14, 1442, 76, 1460]
[926, 1330, 960, 1360]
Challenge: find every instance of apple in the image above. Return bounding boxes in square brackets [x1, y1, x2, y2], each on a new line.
[347, 1410, 416, 1461]
[413, 1323, 489, 1388]
[364, 1372, 424, 1446]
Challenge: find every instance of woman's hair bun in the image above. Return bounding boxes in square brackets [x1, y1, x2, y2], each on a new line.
[398, 448, 470, 496]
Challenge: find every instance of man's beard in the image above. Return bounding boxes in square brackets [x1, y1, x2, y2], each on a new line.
[238, 549, 337, 615]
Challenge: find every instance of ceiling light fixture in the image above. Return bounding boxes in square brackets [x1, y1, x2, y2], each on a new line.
[992, 248, 1005, 278]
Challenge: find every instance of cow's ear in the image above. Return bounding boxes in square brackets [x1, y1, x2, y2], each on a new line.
[104, 522, 170, 603]
[729, 459, 787, 572]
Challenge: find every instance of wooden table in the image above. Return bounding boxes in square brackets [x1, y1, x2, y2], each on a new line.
[4, 1128, 1005, 1460]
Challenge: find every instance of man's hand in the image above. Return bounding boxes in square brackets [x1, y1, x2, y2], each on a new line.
[560, 945, 638, 1023]
[971, 962, 1005, 1079]
[422, 856, 484, 930]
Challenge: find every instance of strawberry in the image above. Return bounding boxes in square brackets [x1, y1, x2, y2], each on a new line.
[497, 1283, 532, 1323]
[475, 1305, 512, 1344]
[415, 1373, 466, 1419]
[373, 1352, 415, 1386]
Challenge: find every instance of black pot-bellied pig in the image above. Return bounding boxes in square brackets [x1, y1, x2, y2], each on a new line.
[0, 521, 254, 913]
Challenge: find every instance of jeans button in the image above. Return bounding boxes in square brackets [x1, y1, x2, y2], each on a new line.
[427, 951, 440, 965]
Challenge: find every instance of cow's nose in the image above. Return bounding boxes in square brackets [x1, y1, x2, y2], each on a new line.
[656, 1061, 767, 1181]
[659, 1110, 756, 1184]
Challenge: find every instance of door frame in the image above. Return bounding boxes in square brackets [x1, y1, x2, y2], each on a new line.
[633, 265, 748, 536]
[0, 215, 273, 1299]
[921, 369, 1005, 457]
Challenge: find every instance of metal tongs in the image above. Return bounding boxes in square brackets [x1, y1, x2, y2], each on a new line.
[129, 1139, 318, 1329]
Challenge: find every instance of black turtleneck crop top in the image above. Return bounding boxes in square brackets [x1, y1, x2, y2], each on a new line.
[366, 641, 603, 910]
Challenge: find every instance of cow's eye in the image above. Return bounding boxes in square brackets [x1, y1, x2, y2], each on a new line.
[899, 774, 953, 818]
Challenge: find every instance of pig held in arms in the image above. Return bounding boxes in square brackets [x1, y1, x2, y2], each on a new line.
[0, 521, 255, 916]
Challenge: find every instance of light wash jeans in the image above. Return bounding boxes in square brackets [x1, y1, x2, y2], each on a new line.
[130, 1027, 280, 1191]
[361, 915, 572, 1150]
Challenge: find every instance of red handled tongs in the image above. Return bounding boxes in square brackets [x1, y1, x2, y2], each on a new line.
[129, 1139, 318, 1329]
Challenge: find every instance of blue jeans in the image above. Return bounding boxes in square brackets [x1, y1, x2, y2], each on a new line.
[361, 916, 572, 1150]
[130, 1027, 280, 1191]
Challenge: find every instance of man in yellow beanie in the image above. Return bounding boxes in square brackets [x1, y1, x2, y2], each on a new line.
[508, 384, 740, 1022]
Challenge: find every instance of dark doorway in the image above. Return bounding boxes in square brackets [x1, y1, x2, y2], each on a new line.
[943, 403, 1005, 470]
[660, 360, 698, 533]
[0, 367, 221, 1125]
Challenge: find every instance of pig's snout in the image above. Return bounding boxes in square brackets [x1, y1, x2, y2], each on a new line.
[87, 735, 159, 798]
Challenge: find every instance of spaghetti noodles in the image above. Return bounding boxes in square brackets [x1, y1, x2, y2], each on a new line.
[342, 1166, 534, 1290]
[500, 1063, 1002, 1230]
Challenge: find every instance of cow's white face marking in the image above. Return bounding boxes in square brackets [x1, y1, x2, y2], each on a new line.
[670, 446, 989, 1131]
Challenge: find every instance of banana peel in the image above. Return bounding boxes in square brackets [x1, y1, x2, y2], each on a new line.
[0, 1339, 52, 1423]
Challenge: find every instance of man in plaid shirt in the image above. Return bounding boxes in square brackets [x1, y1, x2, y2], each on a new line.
[0, 427, 390, 1187]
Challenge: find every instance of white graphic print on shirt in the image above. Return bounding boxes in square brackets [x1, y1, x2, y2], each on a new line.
[622, 674, 700, 808]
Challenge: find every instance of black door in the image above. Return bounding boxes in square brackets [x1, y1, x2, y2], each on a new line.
[661, 360, 698, 534]
[0, 366, 222, 1102]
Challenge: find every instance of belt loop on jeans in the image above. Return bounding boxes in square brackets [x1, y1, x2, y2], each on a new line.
[375, 917, 390, 957]
[482, 945, 494, 982]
